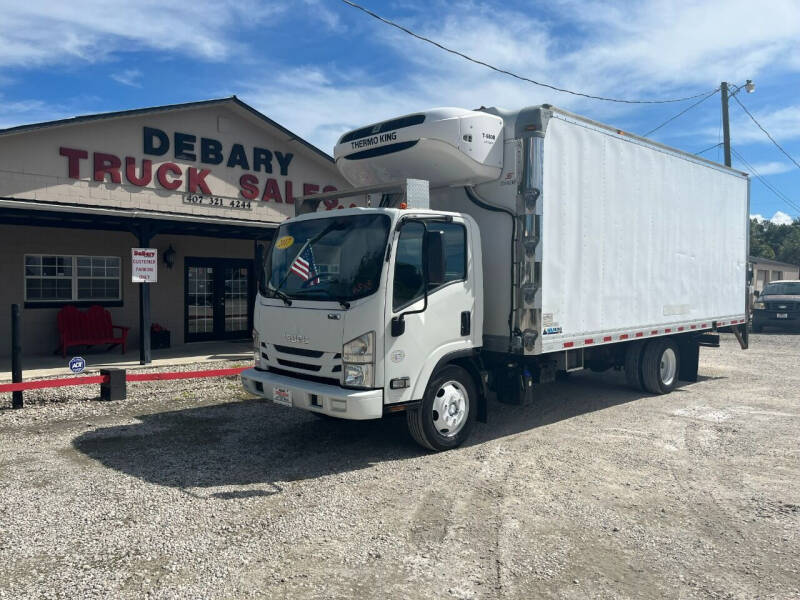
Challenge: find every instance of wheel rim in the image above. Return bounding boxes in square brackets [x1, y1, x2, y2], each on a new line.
[660, 347, 677, 386]
[431, 380, 469, 437]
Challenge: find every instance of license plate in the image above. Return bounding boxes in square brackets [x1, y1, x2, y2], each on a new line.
[777, 313, 788, 319]
[273, 386, 292, 406]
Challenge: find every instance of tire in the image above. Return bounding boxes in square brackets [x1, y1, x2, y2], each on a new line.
[406, 365, 477, 451]
[624, 341, 646, 391]
[641, 339, 680, 395]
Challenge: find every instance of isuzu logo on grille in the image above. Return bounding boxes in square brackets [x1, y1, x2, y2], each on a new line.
[284, 333, 309, 344]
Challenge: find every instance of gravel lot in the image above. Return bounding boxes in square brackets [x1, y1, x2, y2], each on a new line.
[1, 333, 798, 599]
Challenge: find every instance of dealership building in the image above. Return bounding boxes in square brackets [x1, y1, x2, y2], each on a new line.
[0, 97, 354, 360]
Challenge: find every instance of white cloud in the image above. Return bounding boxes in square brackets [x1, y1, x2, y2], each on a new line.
[729, 103, 800, 144]
[3, 0, 800, 158]
[111, 68, 142, 88]
[770, 210, 795, 225]
[239, 0, 800, 152]
[750, 211, 796, 225]
[739, 161, 793, 176]
[0, 1, 289, 67]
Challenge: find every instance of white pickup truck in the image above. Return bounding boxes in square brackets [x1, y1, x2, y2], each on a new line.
[242, 105, 750, 451]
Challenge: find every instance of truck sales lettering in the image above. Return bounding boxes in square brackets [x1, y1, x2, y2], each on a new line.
[58, 127, 341, 206]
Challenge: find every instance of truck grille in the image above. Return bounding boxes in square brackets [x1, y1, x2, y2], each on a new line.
[767, 301, 798, 311]
[267, 366, 341, 387]
[272, 344, 325, 358]
[260, 342, 342, 384]
[276, 358, 321, 372]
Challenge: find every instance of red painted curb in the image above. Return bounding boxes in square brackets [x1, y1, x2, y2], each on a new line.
[0, 366, 248, 394]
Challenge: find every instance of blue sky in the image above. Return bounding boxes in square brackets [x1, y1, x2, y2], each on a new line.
[1, 0, 798, 222]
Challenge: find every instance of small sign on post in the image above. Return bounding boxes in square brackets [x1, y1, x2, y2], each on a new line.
[131, 248, 158, 283]
[69, 357, 86, 374]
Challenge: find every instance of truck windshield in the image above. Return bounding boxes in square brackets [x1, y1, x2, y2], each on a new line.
[761, 282, 800, 295]
[263, 213, 391, 302]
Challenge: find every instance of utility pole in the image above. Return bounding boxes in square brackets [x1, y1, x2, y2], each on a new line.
[720, 81, 731, 167]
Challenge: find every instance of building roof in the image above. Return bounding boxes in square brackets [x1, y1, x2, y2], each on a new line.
[749, 255, 799, 269]
[0, 96, 334, 163]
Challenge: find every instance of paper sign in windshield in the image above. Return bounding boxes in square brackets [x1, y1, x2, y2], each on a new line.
[275, 235, 294, 250]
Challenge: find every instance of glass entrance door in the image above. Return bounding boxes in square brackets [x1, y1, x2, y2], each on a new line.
[185, 258, 253, 342]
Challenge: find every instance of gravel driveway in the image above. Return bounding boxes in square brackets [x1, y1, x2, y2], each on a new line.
[1, 333, 798, 599]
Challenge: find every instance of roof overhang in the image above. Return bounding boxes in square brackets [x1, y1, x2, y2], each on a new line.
[0, 198, 276, 240]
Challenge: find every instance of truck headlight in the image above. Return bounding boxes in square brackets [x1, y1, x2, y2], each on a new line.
[342, 332, 375, 387]
[343, 331, 374, 363]
[753, 301, 765, 310]
[344, 364, 374, 387]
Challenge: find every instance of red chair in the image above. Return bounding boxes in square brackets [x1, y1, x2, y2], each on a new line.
[57, 305, 129, 358]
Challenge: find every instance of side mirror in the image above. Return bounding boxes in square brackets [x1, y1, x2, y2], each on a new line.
[753, 289, 760, 298]
[391, 316, 406, 337]
[425, 230, 446, 286]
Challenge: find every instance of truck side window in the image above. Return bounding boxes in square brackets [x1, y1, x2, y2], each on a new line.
[393, 221, 467, 311]
[426, 222, 466, 284]
[393, 222, 425, 311]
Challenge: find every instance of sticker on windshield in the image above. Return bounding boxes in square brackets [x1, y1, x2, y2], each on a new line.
[275, 235, 294, 250]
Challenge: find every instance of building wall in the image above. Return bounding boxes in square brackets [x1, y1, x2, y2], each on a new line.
[0, 224, 253, 357]
[0, 102, 355, 222]
[752, 261, 799, 292]
[0, 100, 359, 358]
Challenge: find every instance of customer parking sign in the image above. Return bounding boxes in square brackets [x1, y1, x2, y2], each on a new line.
[132, 248, 158, 283]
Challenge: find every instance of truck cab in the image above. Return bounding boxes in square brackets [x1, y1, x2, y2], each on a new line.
[241, 206, 485, 450]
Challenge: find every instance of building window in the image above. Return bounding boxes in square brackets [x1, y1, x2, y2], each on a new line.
[24, 255, 121, 304]
[76, 257, 121, 300]
[771, 270, 783, 281]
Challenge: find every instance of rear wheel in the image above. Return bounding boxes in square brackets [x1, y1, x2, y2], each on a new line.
[624, 341, 646, 391]
[641, 339, 680, 395]
[407, 365, 476, 451]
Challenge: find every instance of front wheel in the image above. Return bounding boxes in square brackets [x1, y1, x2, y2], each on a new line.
[407, 365, 477, 451]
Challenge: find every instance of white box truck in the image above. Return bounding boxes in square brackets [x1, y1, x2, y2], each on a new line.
[241, 105, 750, 451]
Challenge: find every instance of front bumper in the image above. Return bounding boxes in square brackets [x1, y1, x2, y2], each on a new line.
[241, 368, 383, 420]
[752, 310, 800, 328]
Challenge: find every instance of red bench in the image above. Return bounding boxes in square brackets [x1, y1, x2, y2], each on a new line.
[57, 305, 130, 358]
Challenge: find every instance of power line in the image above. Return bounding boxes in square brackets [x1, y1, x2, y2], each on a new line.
[731, 146, 800, 215]
[731, 94, 800, 171]
[695, 142, 722, 155]
[339, 0, 718, 105]
[643, 88, 720, 137]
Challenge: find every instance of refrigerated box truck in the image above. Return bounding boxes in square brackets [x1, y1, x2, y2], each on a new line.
[241, 105, 750, 451]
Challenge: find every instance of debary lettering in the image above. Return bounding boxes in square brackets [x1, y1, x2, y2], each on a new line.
[142, 127, 293, 175]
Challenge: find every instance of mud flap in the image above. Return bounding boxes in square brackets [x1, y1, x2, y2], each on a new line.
[496, 365, 536, 406]
[733, 322, 749, 350]
[677, 338, 699, 383]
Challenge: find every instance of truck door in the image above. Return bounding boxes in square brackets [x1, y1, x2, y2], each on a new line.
[384, 218, 477, 404]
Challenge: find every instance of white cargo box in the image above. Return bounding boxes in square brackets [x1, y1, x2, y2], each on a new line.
[537, 110, 749, 353]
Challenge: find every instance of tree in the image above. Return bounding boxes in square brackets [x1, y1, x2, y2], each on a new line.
[777, 227, 800, 267]
[749, 217, 800, 267]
